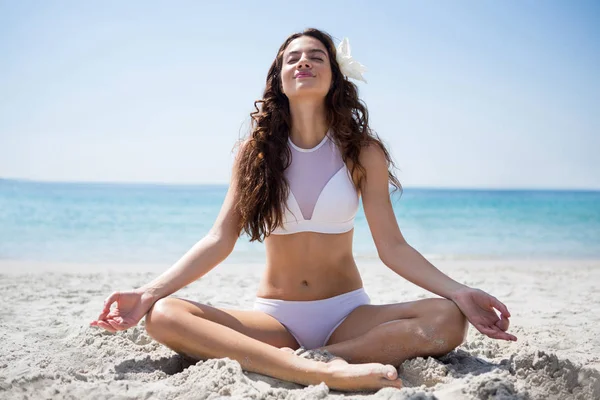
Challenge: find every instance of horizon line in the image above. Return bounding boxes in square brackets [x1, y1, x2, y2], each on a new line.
[1, 177, 599, 193]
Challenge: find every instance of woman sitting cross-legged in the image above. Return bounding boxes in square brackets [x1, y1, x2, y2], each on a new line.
[91, 28, 516, 392]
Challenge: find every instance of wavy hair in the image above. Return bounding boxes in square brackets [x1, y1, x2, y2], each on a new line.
[235, 28, 401, 242]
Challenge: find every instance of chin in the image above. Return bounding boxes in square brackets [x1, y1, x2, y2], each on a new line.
[287, 88, 328, 101]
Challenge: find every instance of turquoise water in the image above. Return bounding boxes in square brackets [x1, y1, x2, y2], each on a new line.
[1, 179, 599, 264]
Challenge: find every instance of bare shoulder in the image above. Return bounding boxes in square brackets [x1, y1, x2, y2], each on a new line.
[346, 141, 388, 190]
[358, 141, 388, 170]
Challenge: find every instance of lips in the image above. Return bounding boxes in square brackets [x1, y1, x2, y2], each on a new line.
[295, 72, 314, 78]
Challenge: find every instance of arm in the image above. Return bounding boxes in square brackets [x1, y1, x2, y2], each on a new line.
[359, 143, 466, 299]
[136, 144, 245, 301]
[359, 143, 516, 341]
[91, 146, 247, 332]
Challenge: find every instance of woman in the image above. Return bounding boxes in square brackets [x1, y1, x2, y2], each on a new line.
[90, 28, 516, 392]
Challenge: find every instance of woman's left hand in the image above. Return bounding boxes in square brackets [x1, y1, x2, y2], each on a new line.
[451, 287, 517, 341]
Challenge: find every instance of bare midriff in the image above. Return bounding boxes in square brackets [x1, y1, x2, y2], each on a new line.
[257, 229, 364, 301]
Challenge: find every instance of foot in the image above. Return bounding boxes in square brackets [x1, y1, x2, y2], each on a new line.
[322, 357, 403, 392]
[279, 346, 402, 391]
[279, 347, 295, 354]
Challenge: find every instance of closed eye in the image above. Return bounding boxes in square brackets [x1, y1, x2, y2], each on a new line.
[287, 57, 324, 64]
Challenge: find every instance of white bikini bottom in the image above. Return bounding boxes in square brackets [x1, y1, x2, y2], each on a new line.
[253, 288, 371, 350]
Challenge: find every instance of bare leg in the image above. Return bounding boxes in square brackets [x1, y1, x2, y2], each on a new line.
[144, 297, 403, 391]
[321, 298, 468, 365]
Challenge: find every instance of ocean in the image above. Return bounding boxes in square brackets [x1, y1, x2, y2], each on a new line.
[1, 179, 599, 264]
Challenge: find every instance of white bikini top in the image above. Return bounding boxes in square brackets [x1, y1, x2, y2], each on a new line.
[270, 130, 359, 235]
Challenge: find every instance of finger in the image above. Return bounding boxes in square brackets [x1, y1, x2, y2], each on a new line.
[483, 328, 511, 341]
[495, 316, 510, 331]
[493, 329, 517, 341]
[109, 316, 125, 326]
[97, 320, 117, 333]
[474, 324, 503, 339]
[97, 301, 113, 321]
[475, 324, 517, 341]
[106, 318, 125, 331]
[96, 310, 123, 328]
[97, 292, 120, 321]
[474, 324, 498, 337]
[491, 297, 511, 318]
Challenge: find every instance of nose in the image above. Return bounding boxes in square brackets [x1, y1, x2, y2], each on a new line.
[296, 53, 312, 69]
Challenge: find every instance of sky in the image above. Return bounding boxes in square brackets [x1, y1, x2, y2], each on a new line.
[1, 1, 598, 189]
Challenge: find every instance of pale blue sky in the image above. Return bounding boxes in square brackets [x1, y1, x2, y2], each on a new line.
[1, 1, 598, 189]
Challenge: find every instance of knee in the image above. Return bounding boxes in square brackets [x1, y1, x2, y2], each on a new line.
[427, 299, 468, 351]
[144, 297, 181, 340]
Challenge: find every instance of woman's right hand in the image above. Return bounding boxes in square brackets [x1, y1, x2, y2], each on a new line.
[90, 290, 157, 332]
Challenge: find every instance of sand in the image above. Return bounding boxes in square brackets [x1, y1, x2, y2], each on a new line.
[1, 258, 599, 399]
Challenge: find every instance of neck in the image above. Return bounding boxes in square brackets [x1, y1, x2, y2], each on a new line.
[288, 99, 329, 148]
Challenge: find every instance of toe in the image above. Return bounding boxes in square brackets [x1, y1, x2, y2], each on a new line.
[388, 378, 403, 389]
[279, 347, 295, 354]
[383, 365, 398, 380]
[380, 368, 402, 388]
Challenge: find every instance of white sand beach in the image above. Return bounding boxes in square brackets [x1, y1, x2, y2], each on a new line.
[1, 258, 599, 399]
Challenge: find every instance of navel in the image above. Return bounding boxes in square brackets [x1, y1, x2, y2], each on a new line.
[301, 280, 309, 287]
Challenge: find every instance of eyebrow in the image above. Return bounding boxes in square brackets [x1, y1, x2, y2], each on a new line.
[286, 48, 328, 58]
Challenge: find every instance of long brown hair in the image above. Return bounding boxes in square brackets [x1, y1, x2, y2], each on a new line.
[235, 28, 401, 242]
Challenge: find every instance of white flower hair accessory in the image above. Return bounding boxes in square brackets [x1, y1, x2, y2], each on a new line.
[336, 37, 367, 83]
